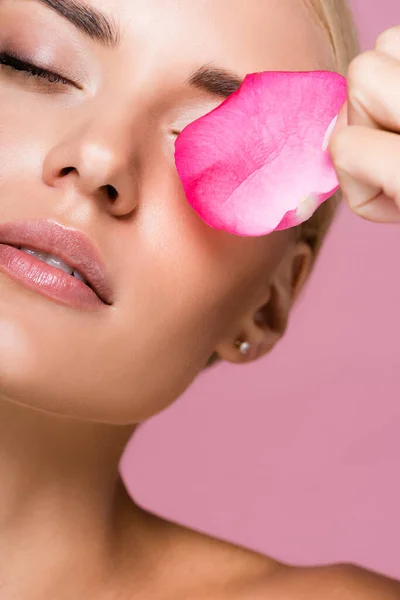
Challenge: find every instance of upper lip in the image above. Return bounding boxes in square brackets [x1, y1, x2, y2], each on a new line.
[0, 219, 113, 305]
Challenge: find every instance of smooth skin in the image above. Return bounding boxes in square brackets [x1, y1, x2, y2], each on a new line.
[0, 0, 399, 598]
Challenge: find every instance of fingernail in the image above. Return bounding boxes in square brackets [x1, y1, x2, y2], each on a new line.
[322, 101, 348, 151]
[322, 114, 339, 151]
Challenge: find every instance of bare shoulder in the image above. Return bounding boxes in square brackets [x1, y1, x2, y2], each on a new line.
[118, 503, 400, 599]
[159, 521, 400, 599]
[261, 563, 400, 600]
[151, 518, 400, 599]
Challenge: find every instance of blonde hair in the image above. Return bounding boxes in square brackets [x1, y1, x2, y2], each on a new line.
[301, 0, 360, 258]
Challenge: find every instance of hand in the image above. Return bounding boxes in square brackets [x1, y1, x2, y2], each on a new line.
[329, 26, 400, 224]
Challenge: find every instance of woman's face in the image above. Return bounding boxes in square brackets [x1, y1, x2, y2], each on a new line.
[0, 0, 332, 424]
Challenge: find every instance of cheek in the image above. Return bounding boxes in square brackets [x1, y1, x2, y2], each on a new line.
[116, 233, 235, 356]
[116, 208, 266, 365]
[0, 94, 48, 189]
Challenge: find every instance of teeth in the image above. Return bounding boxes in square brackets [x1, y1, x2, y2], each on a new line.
[19, 247, 86, 283]
[20, 247, 49, 262]
[46, 255, 73, 276]
[72, 270, 85, 282]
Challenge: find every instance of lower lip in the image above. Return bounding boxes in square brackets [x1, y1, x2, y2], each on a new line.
[0, 244, 104, 310]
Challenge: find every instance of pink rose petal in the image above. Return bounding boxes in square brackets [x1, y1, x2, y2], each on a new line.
[174, 71, 347, 237]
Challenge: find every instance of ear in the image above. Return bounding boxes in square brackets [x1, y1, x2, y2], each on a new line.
[216, 240, 313, 364]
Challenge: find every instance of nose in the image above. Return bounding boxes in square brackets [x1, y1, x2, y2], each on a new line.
[42, 117, 140, 217]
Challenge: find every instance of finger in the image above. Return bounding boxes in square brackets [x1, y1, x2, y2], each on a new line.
[328, 102, 378, 213]
[338, 174, 400, 223]
[329, 125, 400, 223]
[375, 26, 400, 61]
[346, 50, 400, 132]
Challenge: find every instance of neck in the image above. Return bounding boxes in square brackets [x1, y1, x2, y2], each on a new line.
[0, 395, 138, 595]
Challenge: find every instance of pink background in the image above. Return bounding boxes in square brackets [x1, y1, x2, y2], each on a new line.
[121, 1, 400, 579]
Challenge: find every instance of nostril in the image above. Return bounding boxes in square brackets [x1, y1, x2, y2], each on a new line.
[105, 185, 118, 201]
[60, 167, 75, 177]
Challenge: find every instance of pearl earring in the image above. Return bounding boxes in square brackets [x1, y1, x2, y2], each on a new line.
[235, 340, 251, 355]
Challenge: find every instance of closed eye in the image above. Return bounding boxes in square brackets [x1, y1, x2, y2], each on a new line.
[0, 52, 78, 88]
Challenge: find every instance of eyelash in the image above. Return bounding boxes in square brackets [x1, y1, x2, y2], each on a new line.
[0, 52, 72, 86]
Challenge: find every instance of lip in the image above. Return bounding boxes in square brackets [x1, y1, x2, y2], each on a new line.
[0, 219, 113, 309]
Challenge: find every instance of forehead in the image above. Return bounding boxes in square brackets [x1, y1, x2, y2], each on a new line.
[78, 0, 333, 74]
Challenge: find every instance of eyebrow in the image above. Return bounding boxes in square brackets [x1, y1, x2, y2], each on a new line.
[187, 65, 244, 99]
[34, 0, 120, 47]
[33, 0, 244, 99]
